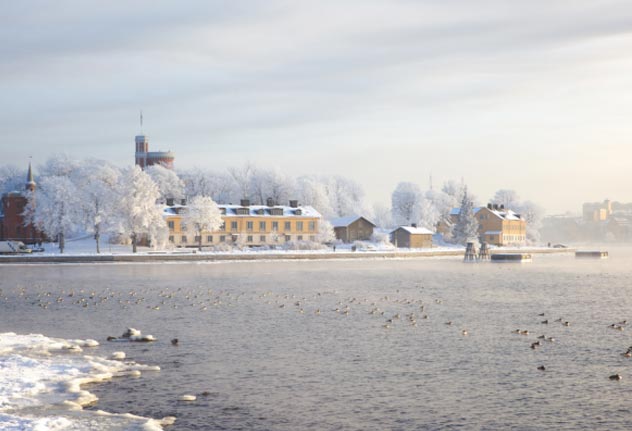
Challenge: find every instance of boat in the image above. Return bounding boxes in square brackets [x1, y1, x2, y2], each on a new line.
[575, 250, 608, 259]
[490, 253, 532, 263]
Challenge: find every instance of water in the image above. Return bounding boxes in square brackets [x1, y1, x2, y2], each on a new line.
[2, 250, 632, 430]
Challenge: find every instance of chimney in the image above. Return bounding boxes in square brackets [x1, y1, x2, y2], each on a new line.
[180, 199, 186, 206]
[289, 200, 298, 208]
[166, 198, 174, 206]
[266, 197, 274, 207]
[487, 203, 492, 209]
[240, 199, 250, 207]
[493, 204, 498, 210]
[411, 223, 417, 228]
[500, 204, 505, 210]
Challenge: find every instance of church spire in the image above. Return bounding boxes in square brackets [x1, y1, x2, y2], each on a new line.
[25, 159, 35, 192]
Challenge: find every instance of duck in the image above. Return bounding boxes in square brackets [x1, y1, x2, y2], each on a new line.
[537, 365, 546, 371]
[610, 374, 622, 380]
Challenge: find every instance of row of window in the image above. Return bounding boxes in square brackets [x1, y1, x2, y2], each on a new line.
[168, 234, 317, 243]
[167, 220, 316, 233]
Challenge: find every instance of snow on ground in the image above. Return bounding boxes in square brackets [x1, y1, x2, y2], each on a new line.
[0, 332, 171, 431]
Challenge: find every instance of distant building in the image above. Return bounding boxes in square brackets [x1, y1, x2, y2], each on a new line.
[164, 199, 321, 247]
[0, 163, 44, 244]
[450, 204, 526, 246]
[330, 215, 376, 243]
[582, 199, 612, 222]
[134, 134, 175, 170]
[390, 226, 433, 248]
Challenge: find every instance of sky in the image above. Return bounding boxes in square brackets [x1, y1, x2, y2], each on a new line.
[2, 0, 632, 214]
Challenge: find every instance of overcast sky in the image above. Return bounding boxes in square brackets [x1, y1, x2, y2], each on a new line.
[2, 0, 632, 214]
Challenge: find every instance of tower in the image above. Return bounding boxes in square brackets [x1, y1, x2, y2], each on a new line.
[135, 135, 149, 168]
[26, 161, 36, 192]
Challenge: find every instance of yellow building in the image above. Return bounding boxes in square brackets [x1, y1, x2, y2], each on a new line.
[450, 204, 527, 246]
[164, 199, 321, 247]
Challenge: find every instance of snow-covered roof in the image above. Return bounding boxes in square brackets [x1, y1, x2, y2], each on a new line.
[391, 226, 434, 235]
[451, 207, 523, 221]
[163, 204, 321, 218]
[330, 215, 376, 228]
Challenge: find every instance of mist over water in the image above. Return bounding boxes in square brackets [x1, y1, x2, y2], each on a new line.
[2, 249, 632, 430]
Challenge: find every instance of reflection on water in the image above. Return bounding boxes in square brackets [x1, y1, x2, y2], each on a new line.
[2, 249, 632, 430]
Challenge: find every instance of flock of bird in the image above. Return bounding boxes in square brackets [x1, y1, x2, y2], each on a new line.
[1, 279, 630, 383]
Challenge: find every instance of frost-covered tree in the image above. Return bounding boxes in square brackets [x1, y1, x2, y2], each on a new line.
[75, 161, 121, 253]
[114, 166, 166, 253]
[372, 202, 393, 229]
[453, 187, 480, 245]
[31, 176, 81, 253]
[181, 196, 223, 251]
[181, 168, 236, 203]
[0, 164, 24, 194]
[228, 163, 256, 200]
[39, 154, 82, 178]
[146, 165, 184, 202]
[295, 176, 334, 219]
[249, 168, 292, 205]
[491, 189, 520, 209]
[442, 180, 466, 204]
[516, 200, 545, 244]
[424, 189, 457, 228]
[317, 219, 336, 244]
[391, 182, 421, 226]
[417, 197, 441, 231]
[326, 176, 371, 218]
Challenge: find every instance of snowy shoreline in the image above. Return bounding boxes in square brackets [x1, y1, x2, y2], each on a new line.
[0, 332, 173, 430]
[0, 247, 575, 264]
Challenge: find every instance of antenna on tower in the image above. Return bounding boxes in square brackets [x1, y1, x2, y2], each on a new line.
[429, 174, 433, 191]
[140, 110, 144, 134]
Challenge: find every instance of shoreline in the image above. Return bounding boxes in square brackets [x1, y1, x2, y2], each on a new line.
[0, 247, 576, 264]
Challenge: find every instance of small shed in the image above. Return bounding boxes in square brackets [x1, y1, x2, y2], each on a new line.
[390, 226, 433, 248]
[330, 215, 376, 243]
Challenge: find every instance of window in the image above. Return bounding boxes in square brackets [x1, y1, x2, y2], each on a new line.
[246, 221, 254, 231]
[310, 235, 316, 242]
[181, 236, 187, 243]
[309, 221, 315, 232]
[297, 221, 304, 232]
[284, 221, 291, 231]
[220, 235, 226, 242]
[272, 221, 279, 231]
[247, 235, 253, 242]
[181, 225, 187, 232]
[194, 236, 201, 242]
[168, 236, 174, 242]
[259, 221, 266, 231]
[231, 221, 238, 230]
[207, 235, 213, 242]
[168, 221, 175, 229]
[297, 235, 303, 241]
[285, 235, 291, 242]
[260, 235, 266, 242]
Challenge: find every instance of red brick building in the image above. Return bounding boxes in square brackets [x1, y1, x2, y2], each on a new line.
[0, 163, 44, 244]
[134, 134, 175, 169]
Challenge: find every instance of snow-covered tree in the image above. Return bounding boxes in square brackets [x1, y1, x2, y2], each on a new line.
[114, 166, 166, 253]
[228, 163, 256, 200]
[453, 187, 480, 245]
[181, 168, 236, 204]
[372, 202, 393, 229]
[317, 219, 336, 244]
[326, 176, 371, 218]
[442, 180, 466, 204]
[181, 196, 223, 251]
[491, 189, 520, 209]
[516, 200, 545, 244]
[75, 161, 121, 253]
[295, 176, 334, 219]
[391, 182, 421, 226]
[30, 176, 81, 253]
[38, 154, 82, 178]
[249, 168, 293, 205]
[0, 164, 24, 194]
[146, 164, 184, 202]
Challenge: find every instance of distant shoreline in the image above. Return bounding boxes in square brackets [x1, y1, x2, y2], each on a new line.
[0, 247, 576, 264]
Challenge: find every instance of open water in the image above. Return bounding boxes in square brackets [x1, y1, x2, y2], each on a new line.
[2, 249, 632, 430]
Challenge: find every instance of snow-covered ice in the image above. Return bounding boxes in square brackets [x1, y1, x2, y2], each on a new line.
[0, 332, 172, 430]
